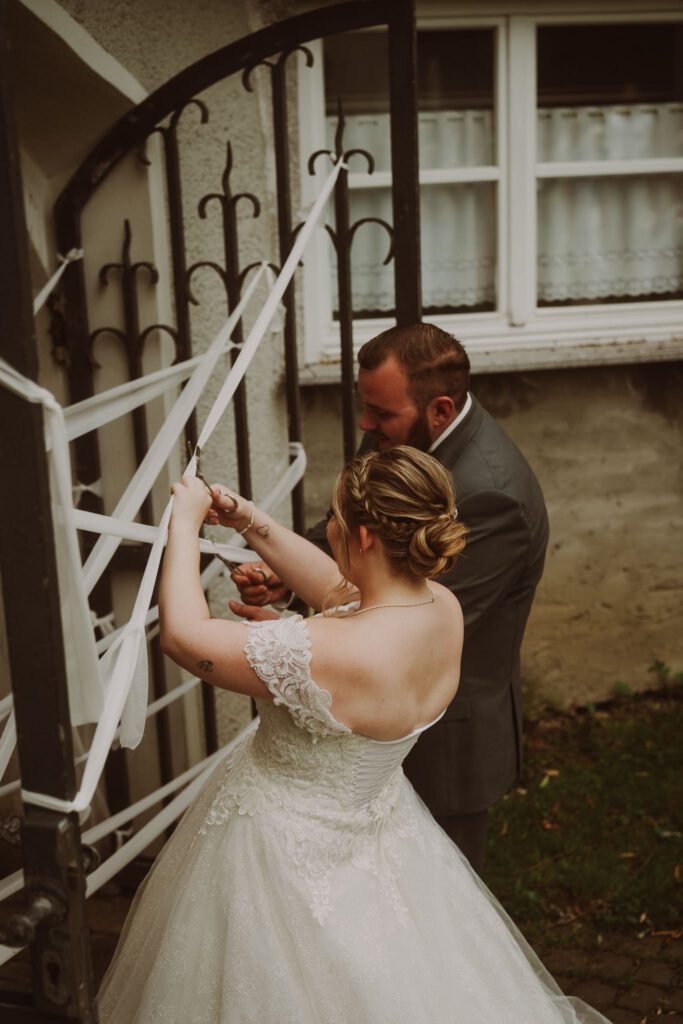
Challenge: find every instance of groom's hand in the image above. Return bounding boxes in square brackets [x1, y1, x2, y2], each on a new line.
[230, 562, 290, 607]
[228, 601, 281, 622]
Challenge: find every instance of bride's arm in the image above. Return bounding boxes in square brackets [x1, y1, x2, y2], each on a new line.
[209, 484, 354, 611]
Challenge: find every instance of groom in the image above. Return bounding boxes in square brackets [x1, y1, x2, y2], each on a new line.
[233, 324, 549, 873]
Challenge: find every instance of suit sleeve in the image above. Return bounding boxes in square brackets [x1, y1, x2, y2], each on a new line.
[305, 515, 333, 557]
[439, 489, 531, 637]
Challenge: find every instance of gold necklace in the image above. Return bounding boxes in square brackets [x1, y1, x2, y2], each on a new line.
[348, 595, 435, 616]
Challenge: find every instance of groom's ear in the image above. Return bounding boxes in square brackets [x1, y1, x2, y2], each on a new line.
[427, 395, 456, 431]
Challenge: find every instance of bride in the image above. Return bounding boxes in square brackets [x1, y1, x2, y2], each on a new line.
[98, 445, 610, 1023]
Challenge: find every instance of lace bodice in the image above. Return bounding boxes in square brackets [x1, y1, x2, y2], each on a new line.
[200, 615, 443, 922]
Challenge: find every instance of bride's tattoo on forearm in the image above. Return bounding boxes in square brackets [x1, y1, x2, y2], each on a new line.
[256, 524, 270, 538]
[197, 659, 214, 673]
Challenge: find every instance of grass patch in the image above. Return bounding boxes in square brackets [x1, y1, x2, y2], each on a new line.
[485, 691, 683, 948]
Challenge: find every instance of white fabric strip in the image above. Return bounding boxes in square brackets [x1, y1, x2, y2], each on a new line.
[32, 248, 83, 317]
[0, 695, 12, 720]
[0, 427, 303, 796]
[82, 262, 268, 596]
[0, 721, 258, 967]
[0, 713, 16, 783]
[72, 506, 260, 564]
[92, 441, 306, 658]
[64, 343, 237, 442]
[0, 676, 199, 799]
[0, 676, 201, 798]
[0, 358, 103, 727]
[17, 160, 340, 816]
[195, 160, 344, 449]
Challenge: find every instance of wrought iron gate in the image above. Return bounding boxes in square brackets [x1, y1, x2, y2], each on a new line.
[0, 1, 421, 1019]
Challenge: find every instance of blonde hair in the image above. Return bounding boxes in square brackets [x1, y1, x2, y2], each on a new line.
[324, 446, 467, 612]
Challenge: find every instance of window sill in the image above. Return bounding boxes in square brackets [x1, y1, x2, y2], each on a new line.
[301, 309, 683, 382]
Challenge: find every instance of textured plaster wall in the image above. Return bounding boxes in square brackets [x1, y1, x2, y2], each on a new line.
[301, 363, 683, 712]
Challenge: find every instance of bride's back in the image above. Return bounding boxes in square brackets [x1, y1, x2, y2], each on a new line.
[308, 446, 467, 741]
[307, 583, 463, 741]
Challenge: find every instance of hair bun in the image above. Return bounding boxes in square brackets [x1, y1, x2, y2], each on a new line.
[407, 514, 467, 578]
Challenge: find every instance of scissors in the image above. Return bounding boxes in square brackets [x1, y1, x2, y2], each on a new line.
[188, 443, 270, 584]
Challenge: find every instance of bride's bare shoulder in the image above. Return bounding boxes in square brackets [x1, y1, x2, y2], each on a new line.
[428, 581, 462, 621]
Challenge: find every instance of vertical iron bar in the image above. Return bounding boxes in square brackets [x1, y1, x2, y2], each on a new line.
[222, 197, 253, 503]
[271, 58, 305, 533]
[333, 165, 356, 461]
[160, 128, 217, 758]
[387, 0, 422, 324]
[161, 126, 198, 447]
[118, 238, 175, 796]
[0, 6, 96, 1016]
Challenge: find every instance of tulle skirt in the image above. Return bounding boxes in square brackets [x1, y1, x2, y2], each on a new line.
[98, 755, 611, 1023]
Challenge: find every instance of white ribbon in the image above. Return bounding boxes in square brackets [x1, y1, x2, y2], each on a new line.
[0, 675, 201, 800]
[13, 158, 340, 816]
[64, 342, 237, 442]
[0, 358, 104, 728]
[82, 262, 268, 596]
[0, 713, 16, 782]
[92, 441, 306, 658]
[32, 248, 83, 317]
[0, 721, 258, 967]
[72, 506, 260, 564]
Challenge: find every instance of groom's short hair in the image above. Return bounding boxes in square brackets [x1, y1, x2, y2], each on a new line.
[358, 323, 471, 413]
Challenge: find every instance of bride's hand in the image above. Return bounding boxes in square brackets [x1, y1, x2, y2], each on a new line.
[205, 483, 250, 530]
[170, 476, 213, 531]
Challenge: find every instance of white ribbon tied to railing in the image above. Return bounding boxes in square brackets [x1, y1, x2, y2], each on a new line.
[18, 156, 343, 815]
[32, 248, 83, 317]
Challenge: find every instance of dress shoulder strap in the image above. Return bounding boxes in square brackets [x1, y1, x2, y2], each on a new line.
[244, 615, 351, 738]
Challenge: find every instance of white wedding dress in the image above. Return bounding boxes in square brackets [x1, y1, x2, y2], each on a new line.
[98, 615, 611, 1023]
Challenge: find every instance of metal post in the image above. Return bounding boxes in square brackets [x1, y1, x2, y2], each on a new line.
[271, 56, 306, 534]
[388, 0, 422, 324]
[0, 5, 97, 1019]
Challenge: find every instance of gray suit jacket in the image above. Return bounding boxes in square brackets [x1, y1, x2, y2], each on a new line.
[307, 395, 549, 815]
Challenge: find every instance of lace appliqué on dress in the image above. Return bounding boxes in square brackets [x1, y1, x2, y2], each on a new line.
[199, 614, 421, 925]
[244, 615, 350, 738]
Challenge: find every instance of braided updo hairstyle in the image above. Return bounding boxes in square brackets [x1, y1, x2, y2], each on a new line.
[328, 445, 467, 605]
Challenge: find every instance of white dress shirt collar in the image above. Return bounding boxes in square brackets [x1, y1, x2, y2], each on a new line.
[428, 392, 472, 454]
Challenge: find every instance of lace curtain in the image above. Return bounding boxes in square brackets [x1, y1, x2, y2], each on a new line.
[327, 103, 683, 312]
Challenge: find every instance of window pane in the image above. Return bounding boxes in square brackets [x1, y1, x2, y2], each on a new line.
[324, 29, 495, 169]
[330, 184, 496, 318]
[323, 28, 497, 317]
[537, 24, 683, 161]
[537, 174, 683, 305]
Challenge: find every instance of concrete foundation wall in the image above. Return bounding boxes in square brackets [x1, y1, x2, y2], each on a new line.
[301, 362, 683, 712]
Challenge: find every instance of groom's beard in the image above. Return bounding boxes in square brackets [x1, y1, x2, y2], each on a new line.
[404, 411, 432, 452]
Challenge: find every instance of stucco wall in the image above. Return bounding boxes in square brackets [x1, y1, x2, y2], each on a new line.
[301, 362, 683, 712]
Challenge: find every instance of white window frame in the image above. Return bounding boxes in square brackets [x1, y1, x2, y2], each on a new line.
[297, 3, 683, 374]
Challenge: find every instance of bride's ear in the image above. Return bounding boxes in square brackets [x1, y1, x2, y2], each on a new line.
[358, 525, 376, 557]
